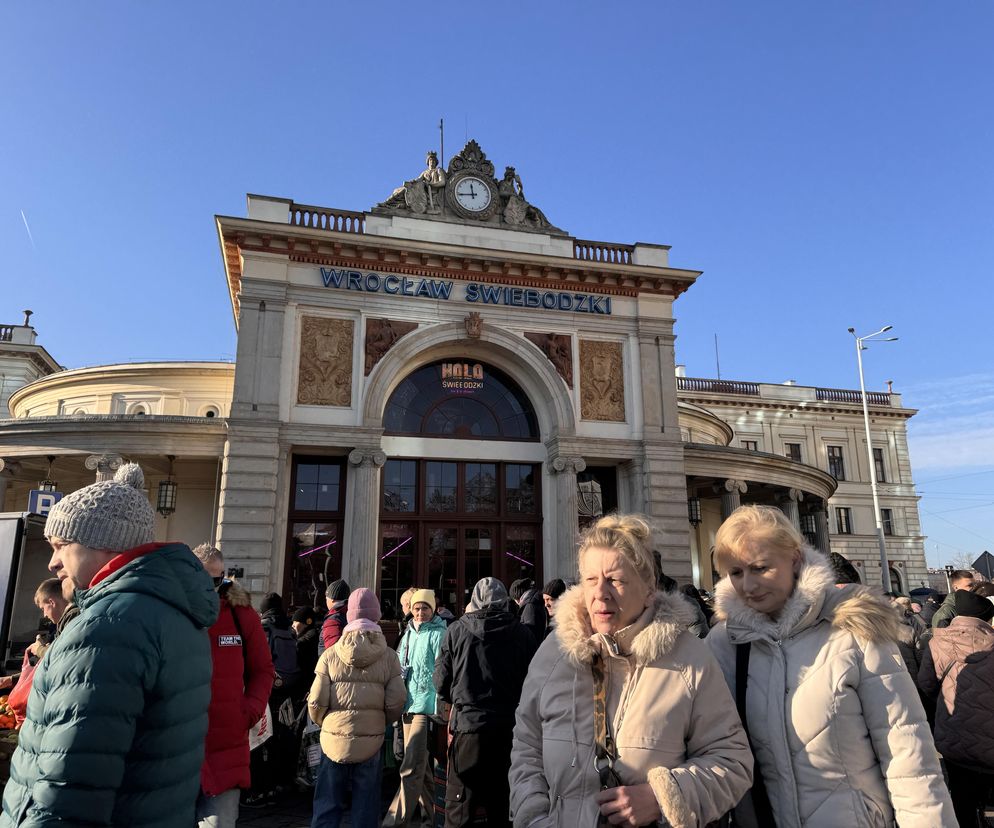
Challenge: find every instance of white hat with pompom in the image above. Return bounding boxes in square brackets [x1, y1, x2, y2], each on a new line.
[44, 463, 155, 552]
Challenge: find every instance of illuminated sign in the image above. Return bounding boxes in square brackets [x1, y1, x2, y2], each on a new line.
[441, 362, 484, 394]
[320, 268, 612, 315]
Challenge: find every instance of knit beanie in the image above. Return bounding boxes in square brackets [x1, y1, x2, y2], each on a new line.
[955, 589, 994, 623]
[543, 578, 567, 600]
[260, 592, 283, 616]
[344, 587, 382, 633]
[326, 579, 351, 602]
[410, 588, 436, 613]
[292, 606, 316, 626]
[44, 463, 155, 553]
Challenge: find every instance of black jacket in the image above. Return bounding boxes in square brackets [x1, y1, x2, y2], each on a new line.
[517, 588, 548, 643]
[433, 602, 538, 732]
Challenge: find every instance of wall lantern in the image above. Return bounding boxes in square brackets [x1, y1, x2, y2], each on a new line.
[39, 455, 58, 492]
[687, 496, 702, 527]
[156, 455, 178, 517]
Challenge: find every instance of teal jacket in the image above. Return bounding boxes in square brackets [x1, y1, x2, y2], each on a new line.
[397, 615, 447, 716]
[2, 543, 219, 828]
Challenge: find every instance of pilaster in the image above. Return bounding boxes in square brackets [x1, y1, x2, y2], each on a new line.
[342, 448, 387, 589]
[548, 455, 586, 580]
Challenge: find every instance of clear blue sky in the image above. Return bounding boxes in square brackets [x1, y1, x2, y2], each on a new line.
[3, 2, 992, 567]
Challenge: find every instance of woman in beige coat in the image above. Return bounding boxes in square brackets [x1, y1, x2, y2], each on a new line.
[308, 588, 407, 828]
[510, 514, 753, 828]
[707, 505, 955, 828]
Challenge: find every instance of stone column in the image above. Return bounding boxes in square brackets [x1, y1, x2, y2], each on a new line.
[779, 488, 803, 531]
[814, 509, 831, 555]
[720, 479, 747, 520]
[342, 449, 387, 590]
[549, 455, 586, 580]
[84, 454, 123, 482]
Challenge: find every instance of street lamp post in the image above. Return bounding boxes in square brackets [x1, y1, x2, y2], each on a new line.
[848, 326, 898, 592]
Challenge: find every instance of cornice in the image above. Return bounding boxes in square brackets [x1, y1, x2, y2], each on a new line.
[685, 442, 838, 500]
[676, 392, 916, 420]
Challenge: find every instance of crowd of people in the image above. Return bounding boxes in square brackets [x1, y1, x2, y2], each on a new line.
[0, 463, 991, 827]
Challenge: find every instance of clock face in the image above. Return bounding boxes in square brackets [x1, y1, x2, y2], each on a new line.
[454, 176, 492, 212]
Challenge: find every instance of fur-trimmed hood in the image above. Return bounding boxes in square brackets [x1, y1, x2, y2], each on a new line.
[220, 579, 251, 609]
[553, 584, 699, 666]
[715, 546, 908, 645]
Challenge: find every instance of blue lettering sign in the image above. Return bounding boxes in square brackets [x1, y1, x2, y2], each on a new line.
[384, 275, 400, 294]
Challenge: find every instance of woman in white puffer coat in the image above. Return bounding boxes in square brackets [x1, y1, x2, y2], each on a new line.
[707, 505, 954, 828]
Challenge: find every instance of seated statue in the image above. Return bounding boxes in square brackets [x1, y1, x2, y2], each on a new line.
[381, 151, 446, 213]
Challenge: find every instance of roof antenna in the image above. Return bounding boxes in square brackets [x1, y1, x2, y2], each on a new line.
[714, 333, 722, 380]
[439, 118, 445, 168]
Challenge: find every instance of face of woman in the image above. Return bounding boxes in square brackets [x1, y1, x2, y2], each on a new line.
[581, 546, 652, 635]
[726, 541, 800, 617]
[411, 602, 433, 626]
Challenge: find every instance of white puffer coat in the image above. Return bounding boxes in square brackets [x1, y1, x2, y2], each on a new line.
[510, 587, 753, 828]
[708, 548, 955, 828]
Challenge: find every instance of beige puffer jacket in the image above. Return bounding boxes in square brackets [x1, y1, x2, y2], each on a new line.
[307, 627, 407, 763]
[918, 615, 994, 772]
[510, 587, 753, 828]
[708, 548, 955, 828]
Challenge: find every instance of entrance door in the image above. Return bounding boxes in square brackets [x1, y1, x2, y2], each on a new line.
[424, 524, 497, 613]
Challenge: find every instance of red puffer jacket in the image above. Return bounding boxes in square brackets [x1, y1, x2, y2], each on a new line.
[201, 581, 274, 796]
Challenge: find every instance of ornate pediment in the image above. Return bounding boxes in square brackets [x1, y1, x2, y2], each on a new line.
[373, 140, 566, 236]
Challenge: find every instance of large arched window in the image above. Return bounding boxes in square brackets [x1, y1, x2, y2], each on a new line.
[383, 360, 539, 441]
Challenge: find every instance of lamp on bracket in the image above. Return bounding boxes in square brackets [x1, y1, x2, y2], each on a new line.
[39, 455, 58, 493]
[687, 496, 702, 527]
[156, 455, 178, 517]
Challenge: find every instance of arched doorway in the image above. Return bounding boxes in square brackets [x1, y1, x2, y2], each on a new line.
[378, 359, 544, 616]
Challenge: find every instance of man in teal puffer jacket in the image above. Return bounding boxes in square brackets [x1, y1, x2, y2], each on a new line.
[1, 463, 219, 828]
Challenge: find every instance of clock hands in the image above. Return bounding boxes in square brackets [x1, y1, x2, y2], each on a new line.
[458, 183, 478, 200]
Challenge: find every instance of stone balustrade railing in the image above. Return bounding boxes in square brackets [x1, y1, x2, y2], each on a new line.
[289, 203, 365, 233]
[573, 239, 634, 265]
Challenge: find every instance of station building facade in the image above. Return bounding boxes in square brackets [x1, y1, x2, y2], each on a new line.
[0, 141, 929, 610]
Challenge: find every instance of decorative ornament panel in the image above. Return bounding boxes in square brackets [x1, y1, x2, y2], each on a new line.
[365, 318, 417, 376]
[525, 332, 573, 388]
[579, 340, 625, 422]
[297, 317, 354, 407]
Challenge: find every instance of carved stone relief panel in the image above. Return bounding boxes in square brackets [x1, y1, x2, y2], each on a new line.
[297, 317, 354, 407]
[525, 332, 573, 388]
[579, 340, 625, 422]
[365, 319, 417, 375]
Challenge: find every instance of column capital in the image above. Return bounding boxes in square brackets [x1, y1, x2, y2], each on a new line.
[85, 454, 123, 482]
[722, 479, 747, 495]
[348, 449, 386, 468]
[779, 488, 804, 503]
[551, 456, 586, 475]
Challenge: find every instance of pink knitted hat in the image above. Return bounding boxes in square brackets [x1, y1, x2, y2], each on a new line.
[344, 587, 382, 632]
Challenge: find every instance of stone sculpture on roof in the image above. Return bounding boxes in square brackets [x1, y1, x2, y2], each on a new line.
[374, 140, 566, 235]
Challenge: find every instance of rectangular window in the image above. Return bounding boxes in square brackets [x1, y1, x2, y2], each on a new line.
[827, 446, 846, 481]
[836, 507, 853, 535]
[506, 464, 537, 514]
[464, 463, 498, 513]
[742, 440, 758, 452]
[383, 460, 417, 513]
[293, 462, 342, 511]
[873, 448, 887, 483]
[424, 461, 458, 512]
[785, 443, 802, 463]
[881, 508, 894, 536]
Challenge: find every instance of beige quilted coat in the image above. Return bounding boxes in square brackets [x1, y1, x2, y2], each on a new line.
[708, 548, 955, 828]
[510, 587, 753, 828]
[918, 614, 994, 772]
[307, 627, 407, 763]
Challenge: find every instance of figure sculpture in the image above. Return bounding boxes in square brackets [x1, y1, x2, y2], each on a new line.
[382, 151, 446, 214]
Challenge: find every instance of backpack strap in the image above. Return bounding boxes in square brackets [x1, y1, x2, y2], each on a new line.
[227, 602, 251, 688]
[735, 643, 776, 826]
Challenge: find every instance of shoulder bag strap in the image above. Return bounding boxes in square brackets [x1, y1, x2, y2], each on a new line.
[734, 642, 776, 826]
[590, 651, 622, 819]
[227, 603, 251, 688]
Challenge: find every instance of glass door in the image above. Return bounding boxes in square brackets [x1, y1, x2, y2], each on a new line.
[423, 523, 497, 614]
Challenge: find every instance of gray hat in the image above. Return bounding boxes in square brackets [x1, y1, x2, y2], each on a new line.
[45, 463, 155, 552]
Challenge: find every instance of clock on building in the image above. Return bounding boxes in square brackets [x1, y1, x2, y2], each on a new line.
[453, 176, 492, 212]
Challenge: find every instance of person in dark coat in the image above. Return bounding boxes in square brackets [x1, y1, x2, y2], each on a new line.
[919, 592, 945, 627]
[932, 570, 975, 628]
[510, 578, 547, 643]
[3, 463, 218, 828]
[433, 578, 538, 828]
[320, 579, 351, 654]
[292, 605, 320, 680]
[193, 544, 274, 827]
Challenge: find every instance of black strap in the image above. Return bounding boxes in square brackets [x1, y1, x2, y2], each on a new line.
[735, 643, 776, 826]
[591, 652, 623, 826]
[227, 602, 250, 688]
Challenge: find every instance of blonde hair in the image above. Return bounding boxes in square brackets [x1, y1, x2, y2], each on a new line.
[713, 505, 803, 575]
[577, 514, 658, 587]
[192, 543, 223, 564]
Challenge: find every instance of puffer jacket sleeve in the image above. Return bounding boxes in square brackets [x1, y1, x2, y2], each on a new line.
[855, 637, 955, 827]
[646, 640, 753, 828]
[510, 638, 558, 828]
[15, 611, 158, 826]
[384, 650, 407, 723]
[308, 652, 332, 726]
[237, 604, 274, 729]
[432, 626, 454, 702]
